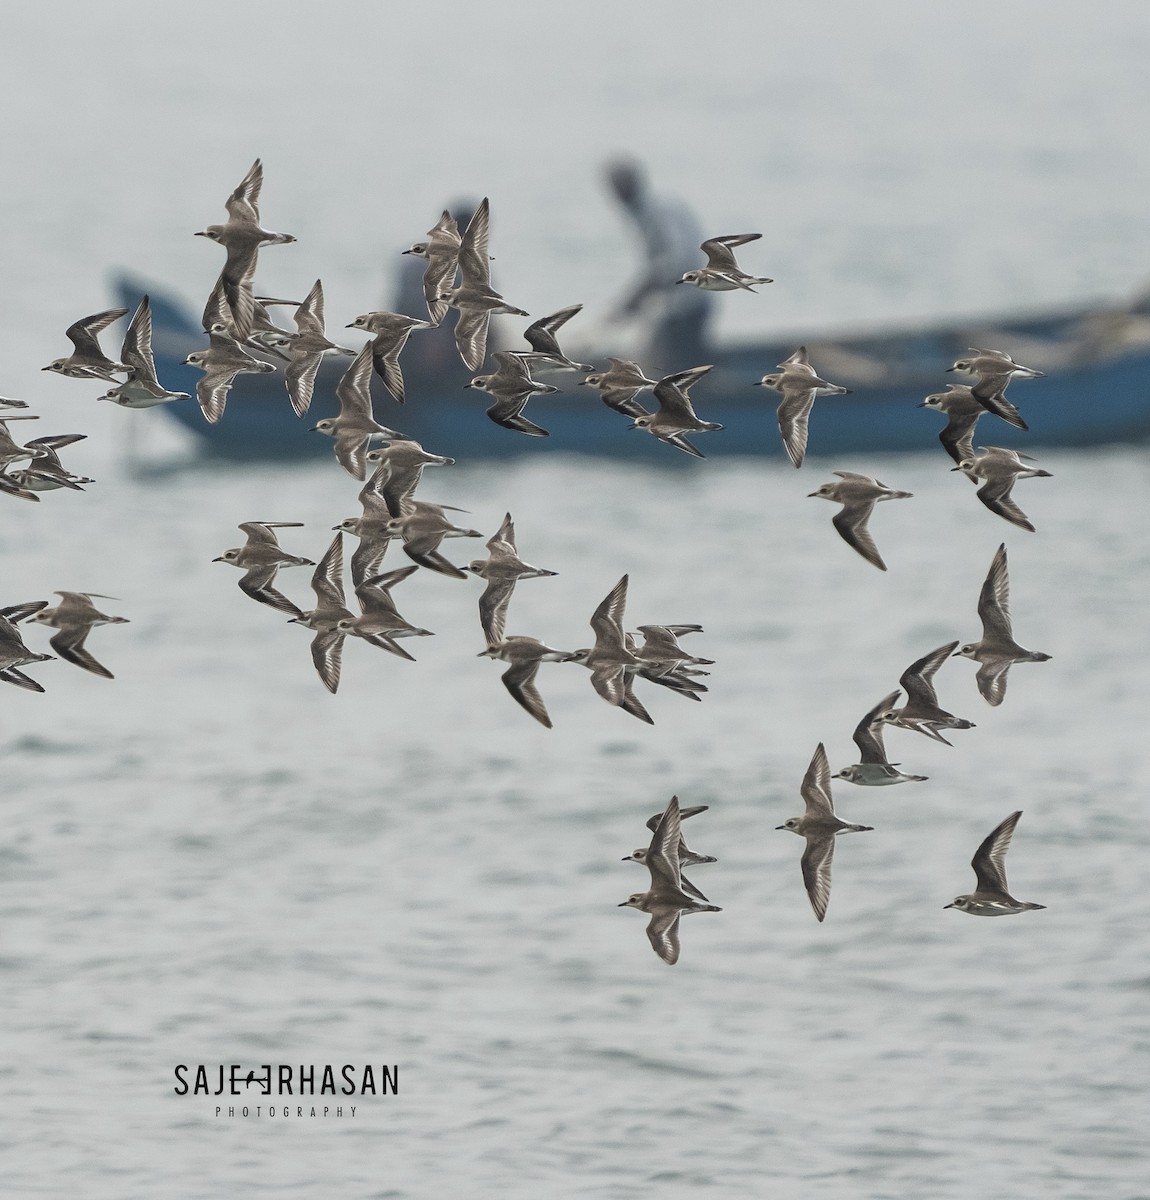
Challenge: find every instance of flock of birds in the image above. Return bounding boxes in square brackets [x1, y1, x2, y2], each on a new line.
[4, 160, 1055, 964]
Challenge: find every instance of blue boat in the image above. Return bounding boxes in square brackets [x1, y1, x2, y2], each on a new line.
[117, 275, 1150, 462]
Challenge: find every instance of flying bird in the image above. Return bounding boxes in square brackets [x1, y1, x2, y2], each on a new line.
[516, 304, 593, 372]
[953, 543, 1052, 705]
[185, 278, 276, 423]
[213, 522, 315, 618]
[311, 341, 405, 478]
[877, 642, 976, 747]
[755, 346, 851, 468]
[945, 810, 1046, 916]
[100, 296, 191, 409]
[29, 592, 128, 679]
[465, 352, 559, 437]
[439, 199, 529, 371]
[677, 233, 773, 291]
[42, 309, 127, 380]
[463, 512, 559, 644]
[283, 280, 355, 418]
[401, 208, 462, 327]
[477, 635, 576, 728]
[194, 158, 297, 339]
[568, 575, 652, 724]
[807, 471, 913, 571]
[288, 532, 355, 694]
[579, 358, 658, 419]
[776, 743, 873, 922]
[619, 796, 722, 963]
[952, 446, 1052, 533]
[630, 365, 721, 457]
[832, 691, 928, 786]
[344, 311, 431, 404]
[918, 384, 1025, 467]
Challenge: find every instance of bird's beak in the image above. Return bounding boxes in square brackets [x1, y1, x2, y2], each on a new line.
[674, 279, 686, 285]
[211, 556, 224, 562]
[774, 823, 787, 830]
[463, 383, 472, 389]
[616, 901, 629, 907]
[943, 902, 955, 909]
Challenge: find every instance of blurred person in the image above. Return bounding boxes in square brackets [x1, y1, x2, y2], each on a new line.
[604, 158, 713, 370]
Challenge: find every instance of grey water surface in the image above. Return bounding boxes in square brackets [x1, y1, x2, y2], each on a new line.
[1, 2, 1149, 1197]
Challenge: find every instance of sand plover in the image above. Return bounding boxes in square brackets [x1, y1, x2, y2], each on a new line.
[677, 234, 773, 292]
[878, 642, 976, 746]
[517, 304, 593, 372]
[777, 743, 873, 922]
[579, 358, 658, 419]
[402, 208, 462, 327]
[465, 351, 558, 437]
[755, 346, 851, 468]
[478, 635, 576, 728]
[42, 309, 127, 380]
[7, 435, 93, 493]
[337, 565, 430, 661]
[0, 607, 53, 691]
[630, 365, 721, 457]
[186, 279, 276, 424]
[624, 800, 717, 902]
[213, 522, 315, 618]
[311, 342, 405, 478]
[100, 296, 192, 409]
[946, 347, 1044, 426]
[833, 691, 928, 786]
[463, 512, 558, 645]
[287, 531, 355, 694]
[439, 199, 529, 371]
[808, 472, 913, 571]
[345, 311, 431, 405]
[385, 503, 481, 579]
[195, 159, 296, 339]
[945, 810, 1046, 916]
[619, 796, 722, 964]
[953, 446, 1052, 533]
[30, 592, 128, 679]
[362, 439, 456, 518]
[569, 575, 653, 724]
[281, 280, 354, 418]
[954, 543, 1051, 706]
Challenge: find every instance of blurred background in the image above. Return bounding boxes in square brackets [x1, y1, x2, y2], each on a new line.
[1, 3, 1149, 1197]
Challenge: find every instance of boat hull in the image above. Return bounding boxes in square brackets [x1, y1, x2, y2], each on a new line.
[121, 277, 1150, 462]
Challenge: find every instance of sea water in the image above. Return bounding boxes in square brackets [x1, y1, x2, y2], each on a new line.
[0, 3, 1148, 1197]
